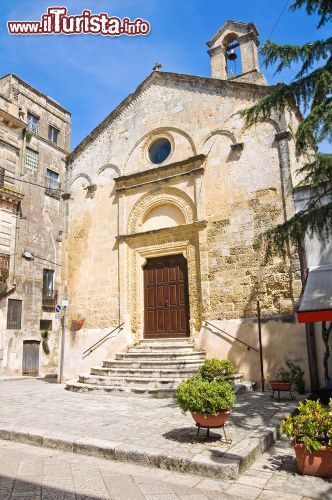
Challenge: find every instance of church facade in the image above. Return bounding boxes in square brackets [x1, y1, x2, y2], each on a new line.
[63, 21, 310, 386]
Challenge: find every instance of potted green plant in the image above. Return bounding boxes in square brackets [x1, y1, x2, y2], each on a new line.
[198, 358, 234, 381]
[270, 365, 293, 393]
[176, 358, 236, 427]
[280, 399, 332, 478]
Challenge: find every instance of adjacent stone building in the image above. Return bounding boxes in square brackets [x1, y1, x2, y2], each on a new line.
[63, 21, 310, 388]
[0, 74, 71, 376]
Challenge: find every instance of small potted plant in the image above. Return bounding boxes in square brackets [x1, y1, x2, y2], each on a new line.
[280, 399, 332, 478]
[270, 365, 293, 393]
[176, 358, 236, 427]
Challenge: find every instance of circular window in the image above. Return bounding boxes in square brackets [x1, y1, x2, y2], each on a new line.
[148, 138, 171, 164]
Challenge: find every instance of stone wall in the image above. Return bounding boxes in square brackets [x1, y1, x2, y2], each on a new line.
[0, 74, 71, 376]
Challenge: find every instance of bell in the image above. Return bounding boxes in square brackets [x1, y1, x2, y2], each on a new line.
[226, 49, 237, 61]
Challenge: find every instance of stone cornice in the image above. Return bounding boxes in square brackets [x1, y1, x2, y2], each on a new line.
[117, 220, 207, 241]
[0, 109, 26, 130]
[275, 131, 292, 142]
[0, 185, 24, 205]
[115, 155, 206, 193]
[68, 71, 274, 164]
[237, 32, 259, 47]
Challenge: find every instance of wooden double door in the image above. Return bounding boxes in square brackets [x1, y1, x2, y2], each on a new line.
[144, 254, 190, 338]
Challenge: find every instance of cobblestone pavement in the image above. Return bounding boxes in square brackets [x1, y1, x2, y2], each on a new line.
[0, 437, 331, 499]
[0, 379, 299, 460]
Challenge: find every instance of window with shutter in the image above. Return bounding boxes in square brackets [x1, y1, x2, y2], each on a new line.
[7, 299, 22, 329]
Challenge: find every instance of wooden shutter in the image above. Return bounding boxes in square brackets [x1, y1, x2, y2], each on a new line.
[7, 299, 22, 329]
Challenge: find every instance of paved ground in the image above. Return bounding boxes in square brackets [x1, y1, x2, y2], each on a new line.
[0, 437, 331, 499]
[0, 379, 298, 461]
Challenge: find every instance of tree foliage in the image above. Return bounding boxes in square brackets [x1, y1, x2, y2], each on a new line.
[242, 0, 332, 256]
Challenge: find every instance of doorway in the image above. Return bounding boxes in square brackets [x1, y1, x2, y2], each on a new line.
[22, 340, 40, 376]
[144, 254, 190, 338]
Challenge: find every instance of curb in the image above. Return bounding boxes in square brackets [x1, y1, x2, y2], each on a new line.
[0, 423, 279, 480]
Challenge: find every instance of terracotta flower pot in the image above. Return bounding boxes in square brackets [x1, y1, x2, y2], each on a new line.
[270, 380, 292, 391]
[191, 409, 231, 427]
[293, 443, 332, 479]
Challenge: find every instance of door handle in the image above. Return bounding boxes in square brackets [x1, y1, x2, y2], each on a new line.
[165, 300, 168, 308]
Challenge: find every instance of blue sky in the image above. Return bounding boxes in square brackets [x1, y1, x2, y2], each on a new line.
[0, 1, 330, 150]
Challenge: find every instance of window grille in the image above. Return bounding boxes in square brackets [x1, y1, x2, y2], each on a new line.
[25, 148, 39, 171]
[7, 299, 22, 329]
[45, 169, 60, 199]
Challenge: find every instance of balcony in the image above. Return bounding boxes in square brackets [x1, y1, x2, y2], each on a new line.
[42, 288, 58, 308]
[45, 177, 61, 200]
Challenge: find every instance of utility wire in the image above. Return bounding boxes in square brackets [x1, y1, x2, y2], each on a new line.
[3, 173, 63, 192]
[267, 0, 291, 40]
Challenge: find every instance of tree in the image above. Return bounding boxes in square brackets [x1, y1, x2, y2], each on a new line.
[242, 0, 332, 258]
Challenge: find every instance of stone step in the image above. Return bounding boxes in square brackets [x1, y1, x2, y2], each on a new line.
[78, 374, 183, 388]
[128, 346, 195, 354]
[66, 381, 175, 398]
[140, 338, 192, 343]
[234, 381, 257, 393]
[116, 351, 205, 360]
[103, 359, 205, 369]
[90, 366, 199, 378]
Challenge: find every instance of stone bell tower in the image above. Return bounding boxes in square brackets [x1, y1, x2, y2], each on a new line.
[207, 20, 267, 85]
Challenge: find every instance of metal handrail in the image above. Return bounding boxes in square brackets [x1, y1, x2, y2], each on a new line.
[203, 320, 259, 352]
[82, 322, 125, 358]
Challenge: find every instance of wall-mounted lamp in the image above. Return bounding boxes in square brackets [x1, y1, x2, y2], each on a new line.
[22, 250, 34, 260]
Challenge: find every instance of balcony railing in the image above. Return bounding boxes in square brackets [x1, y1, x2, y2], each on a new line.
[45, 177, 61, 200]
[42, 288, 58, 308]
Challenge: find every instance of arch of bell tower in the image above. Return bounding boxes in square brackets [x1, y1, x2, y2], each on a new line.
[207, 20, 267, 85]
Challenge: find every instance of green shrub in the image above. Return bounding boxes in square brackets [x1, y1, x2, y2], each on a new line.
[176, 375, 236, 416]
[41, 330, 49, 340]
[280, 399, 332, 453]
[286, 361, 305, 393]
[198, 358, 234, 381]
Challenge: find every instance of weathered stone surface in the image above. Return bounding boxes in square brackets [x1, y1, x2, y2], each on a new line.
[0, 379, 305, 480]
[0, 434, 330, 499]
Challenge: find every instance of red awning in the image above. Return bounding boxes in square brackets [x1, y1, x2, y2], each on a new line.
[297, 265, 332, 323]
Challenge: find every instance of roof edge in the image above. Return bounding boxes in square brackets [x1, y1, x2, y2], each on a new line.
[69, 71, 273, 164]
[1, 73, 71, 116]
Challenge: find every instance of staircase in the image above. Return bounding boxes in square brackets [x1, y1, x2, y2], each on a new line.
[66, 338, 206, 397]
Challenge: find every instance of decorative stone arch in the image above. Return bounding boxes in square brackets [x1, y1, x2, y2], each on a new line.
[70, 173, 92, 190]
[201, 128, 237, 151]
[122, 126, 197, 174]
[127, 187, 196, 235]
[96, 164, 121, 188]
[97, 164, 121, 178]
[242, 117, 281, 135]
